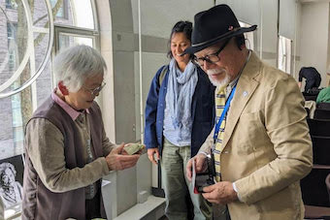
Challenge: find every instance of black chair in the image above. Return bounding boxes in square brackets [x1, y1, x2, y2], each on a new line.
[317, 102, 330, 111]
[307, 118, 330, 136]
[312, 136, 330, 165]
[303, 92, 318, 101]
[304, 172, 330, 219]
[315, 109, 330, 120]
[301, 165, 330, 207]
[304, 95, 318, 101]
[327, 174, 330, 203]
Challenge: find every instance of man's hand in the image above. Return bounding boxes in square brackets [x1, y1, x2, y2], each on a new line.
[147, 148, 159, 165]
[105, 143, 140, 171]
[186, 153, 207, 181]
[202, 181, 238, 205]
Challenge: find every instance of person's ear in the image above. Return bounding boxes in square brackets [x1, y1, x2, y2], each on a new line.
[58, 81, 69, 95]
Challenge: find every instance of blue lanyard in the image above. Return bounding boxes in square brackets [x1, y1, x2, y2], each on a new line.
[213, 85, 236, 144]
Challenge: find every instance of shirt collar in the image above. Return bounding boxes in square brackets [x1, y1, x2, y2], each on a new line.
[51, 89, 90, 121]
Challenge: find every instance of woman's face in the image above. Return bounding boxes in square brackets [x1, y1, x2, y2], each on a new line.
[170, 32, 191, 64]
[64, 74, 104, 111]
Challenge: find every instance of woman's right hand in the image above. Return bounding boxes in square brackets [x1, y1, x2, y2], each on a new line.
[147, 148, 160, 165]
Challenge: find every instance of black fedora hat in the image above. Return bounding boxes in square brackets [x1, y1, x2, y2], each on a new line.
[184, 4, 257, 54]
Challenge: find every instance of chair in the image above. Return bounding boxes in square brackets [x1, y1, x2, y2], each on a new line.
[317, 102, 330, 111]
[307, 119, 330, 136]
[301, 165, 330, 207]
[315, 109, 330, 120]
[326, 174, 330, 203]
[312, 136, 330, 165]
[305, 173, 330, 219]
[304, 95, 318, 101]
[303, 92, 318, 101]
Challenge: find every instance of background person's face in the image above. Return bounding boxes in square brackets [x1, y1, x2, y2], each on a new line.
[170, 32, 191, 64]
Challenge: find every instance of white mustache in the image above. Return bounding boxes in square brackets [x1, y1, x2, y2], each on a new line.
[207, 69, 225, 75]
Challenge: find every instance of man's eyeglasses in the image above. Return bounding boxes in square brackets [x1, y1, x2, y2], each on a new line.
[83, 82, 106, 96]
[193, 38, 231, 67]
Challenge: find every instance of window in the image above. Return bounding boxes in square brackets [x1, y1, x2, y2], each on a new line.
[278, 35, 292, 74]
[50, 0, 68, 19]
[0, 1, 98, 218]
[5, 0, 17, 9]
[7, 23, 18, 72]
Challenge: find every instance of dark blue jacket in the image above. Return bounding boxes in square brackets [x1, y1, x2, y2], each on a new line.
[144, 65, 215, 157]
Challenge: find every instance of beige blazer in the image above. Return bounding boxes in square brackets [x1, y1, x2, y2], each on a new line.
[200, 52, 313, 220]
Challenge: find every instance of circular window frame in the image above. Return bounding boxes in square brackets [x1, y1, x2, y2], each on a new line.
[0, 0, 54, 99]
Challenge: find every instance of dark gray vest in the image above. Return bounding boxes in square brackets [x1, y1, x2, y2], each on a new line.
[22, 96, 107, 220]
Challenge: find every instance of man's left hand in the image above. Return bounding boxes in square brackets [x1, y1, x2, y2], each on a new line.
[202, 181, 238, 205]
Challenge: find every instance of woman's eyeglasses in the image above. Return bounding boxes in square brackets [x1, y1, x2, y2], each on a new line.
[83, 82, 106, 96]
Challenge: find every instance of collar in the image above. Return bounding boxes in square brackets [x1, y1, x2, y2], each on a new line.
[51, 89, 90, 121]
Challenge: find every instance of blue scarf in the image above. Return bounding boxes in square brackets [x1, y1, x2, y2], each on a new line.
[166, 59, 198, 129]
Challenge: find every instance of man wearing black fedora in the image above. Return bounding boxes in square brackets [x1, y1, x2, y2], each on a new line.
[186, 4, 312, 220]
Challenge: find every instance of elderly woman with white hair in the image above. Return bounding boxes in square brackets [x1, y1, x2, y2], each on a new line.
[22, 45, 141, 220]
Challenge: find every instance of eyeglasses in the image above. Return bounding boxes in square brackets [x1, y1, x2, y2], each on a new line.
[83, 82, 106, 96]
[193, 38, 231, 67]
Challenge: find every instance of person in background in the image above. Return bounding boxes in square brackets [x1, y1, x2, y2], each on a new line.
[298, 66, 321, 92]
[185, 4, 312, 220]
[22, 45, 141, 220]
[316, 85, 330, 103]
[0, 163, 23, 209]
[144, 21, 215, 220]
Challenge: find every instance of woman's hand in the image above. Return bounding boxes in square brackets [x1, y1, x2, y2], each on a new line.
[147, 148, 160, 165]
[105, 143, 140, 170]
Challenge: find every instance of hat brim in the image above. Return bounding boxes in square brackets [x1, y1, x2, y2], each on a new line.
[184, 25, 257, 55]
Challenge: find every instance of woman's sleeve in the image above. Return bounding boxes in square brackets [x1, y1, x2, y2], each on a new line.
[25, 118, 110, 193]
[144, 67, 163, 149]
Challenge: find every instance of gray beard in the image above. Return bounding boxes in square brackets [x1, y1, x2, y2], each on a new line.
[208, 74, 231, 87]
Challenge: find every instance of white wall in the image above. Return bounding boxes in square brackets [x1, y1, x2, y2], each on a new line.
[299, 2, 329, 87]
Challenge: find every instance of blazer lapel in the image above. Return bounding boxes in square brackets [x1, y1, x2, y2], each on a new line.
[220, 52, 261, 152]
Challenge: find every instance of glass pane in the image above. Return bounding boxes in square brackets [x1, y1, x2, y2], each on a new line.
[0, 60, 32, 157]
[49, 0, 94, 29]
[58, 34, 94, 50]
[0, 3, 28, 89]
[278, 36, 291, 74]
[70, 0, 94, 29]
[35, 60, 52, 107]
[32, 0, 50, 28]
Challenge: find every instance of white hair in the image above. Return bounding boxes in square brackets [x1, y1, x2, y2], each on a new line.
[53, 45, 107, 92]
[207, 69, 231, 87]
